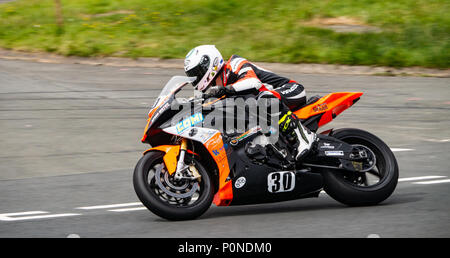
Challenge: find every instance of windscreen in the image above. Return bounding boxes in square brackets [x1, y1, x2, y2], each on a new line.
[151, 76, 196, 109]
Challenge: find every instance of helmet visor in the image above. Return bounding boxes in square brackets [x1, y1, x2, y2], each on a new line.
[185, 55, 210, 87]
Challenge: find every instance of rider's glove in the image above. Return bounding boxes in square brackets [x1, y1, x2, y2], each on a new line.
[202, 85, 227, 99]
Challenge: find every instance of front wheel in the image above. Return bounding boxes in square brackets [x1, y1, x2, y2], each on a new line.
[321, 128, 399, 206]
[133, 151, 214, 220]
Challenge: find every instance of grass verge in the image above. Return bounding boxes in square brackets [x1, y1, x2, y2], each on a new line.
[0, 0, 449, 68]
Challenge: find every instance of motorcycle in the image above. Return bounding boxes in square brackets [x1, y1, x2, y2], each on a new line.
[133, 76, 399, 220]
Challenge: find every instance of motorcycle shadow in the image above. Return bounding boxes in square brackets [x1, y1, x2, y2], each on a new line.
[197, 197, 347, 221]
[200, 192, 423, 220]
[148, 192, 421, 222]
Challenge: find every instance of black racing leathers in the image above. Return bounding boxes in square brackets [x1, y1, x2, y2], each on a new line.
[218, 55, 306, 111]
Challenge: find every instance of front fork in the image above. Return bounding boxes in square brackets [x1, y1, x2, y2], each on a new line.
[174, 138, 189, 180]
[174, 138, 201, 180]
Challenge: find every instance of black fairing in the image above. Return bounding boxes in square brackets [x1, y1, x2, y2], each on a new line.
[226, 144, 323, 205]
[145, 96, 197, 145]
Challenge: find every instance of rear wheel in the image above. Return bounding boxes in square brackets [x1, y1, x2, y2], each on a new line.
[133, 151, 214, 220]
[321, 128, 399, 206]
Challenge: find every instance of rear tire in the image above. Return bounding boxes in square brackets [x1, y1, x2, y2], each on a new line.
[321, 128, 399, 206]
[133, 151, 214, 220]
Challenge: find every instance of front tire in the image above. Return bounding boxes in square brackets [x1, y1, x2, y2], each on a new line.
[133, 151, 214, 220]
[321, 128, 399, 206]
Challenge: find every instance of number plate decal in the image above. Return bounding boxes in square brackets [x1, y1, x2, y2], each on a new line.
[267, 171, 296, 193]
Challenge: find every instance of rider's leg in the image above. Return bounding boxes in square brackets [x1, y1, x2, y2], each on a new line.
[274, 82, 307, 110]
[275, 82, 316, 161]
[258, 86, 316, 161]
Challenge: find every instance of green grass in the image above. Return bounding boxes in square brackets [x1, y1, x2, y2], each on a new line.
[0, 0, 449, 68]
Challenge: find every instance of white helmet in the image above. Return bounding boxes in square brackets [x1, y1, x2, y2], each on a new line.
[184, 45, 224, 92]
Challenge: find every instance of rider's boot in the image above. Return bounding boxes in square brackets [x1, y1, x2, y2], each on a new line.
[279, 111, 317, 161]
[292, 122, 316, 161]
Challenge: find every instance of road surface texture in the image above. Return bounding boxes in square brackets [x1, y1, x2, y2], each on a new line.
[0, 59, 449, 237]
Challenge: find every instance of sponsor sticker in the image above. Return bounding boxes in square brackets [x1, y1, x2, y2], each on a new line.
[235, 177, 246, 189]
[229, 127, 262, 146]
[151, 102, 170, 122]
[205, 133, 227, 162]
[319, 142, 335, 150]
[313, 103, 328, 112]
[176, 113, 204, 133]
[281, 84, 298, 95]
[198, 130, 217, 143]
[212, 145, 225, 156]
[324, 150, 344, 156]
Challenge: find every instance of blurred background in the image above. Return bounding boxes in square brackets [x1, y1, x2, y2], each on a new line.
[0, 0, 449, 68]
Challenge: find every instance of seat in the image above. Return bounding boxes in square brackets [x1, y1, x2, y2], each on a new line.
[292, 95, 322, 111]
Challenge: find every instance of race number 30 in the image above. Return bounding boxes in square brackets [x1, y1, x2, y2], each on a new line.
[267, 171, 295, 193]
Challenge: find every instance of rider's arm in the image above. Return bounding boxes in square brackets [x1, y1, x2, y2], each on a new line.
[226, 62, 262, 95]
[205, 56, 265, 98]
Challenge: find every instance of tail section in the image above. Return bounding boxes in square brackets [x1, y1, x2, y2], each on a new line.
[294, 92, 363, 129]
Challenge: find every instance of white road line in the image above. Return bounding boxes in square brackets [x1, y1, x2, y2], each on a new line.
[391, 148, 414, 152]
[108, 207, 147, 212]
[0, 211, 47, 217]
[5, 213, 82, 221]
[0, 211, 81, 222]
[398, 175, 447, 182]
[413, 179, 450, 185]
[75, 202, 142, 210]
[424, 138, 450, 143]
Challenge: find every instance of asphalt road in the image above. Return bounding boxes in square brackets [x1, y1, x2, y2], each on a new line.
[0, 59, 449, 237]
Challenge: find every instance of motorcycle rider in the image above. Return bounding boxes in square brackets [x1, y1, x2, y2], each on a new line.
[184, 45, 316, 161]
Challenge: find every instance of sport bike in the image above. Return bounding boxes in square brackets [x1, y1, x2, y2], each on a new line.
[134, 76, 398, 220]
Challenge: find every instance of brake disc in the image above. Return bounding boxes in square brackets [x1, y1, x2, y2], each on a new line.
[154, 164, 198, 198]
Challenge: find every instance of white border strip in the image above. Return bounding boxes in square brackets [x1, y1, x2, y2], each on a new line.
[108, 207, 147, 212]
[391, 148, 414, 152]
[76, 202, 142, 210]
[0, 211, 81, 221]
[413, 179, 450, 185]
[398, 176, 447, 182]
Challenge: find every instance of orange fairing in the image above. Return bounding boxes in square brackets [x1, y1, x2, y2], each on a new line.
[204, 133, 233, 206]
[294, 92, 363, 127]
[143, 145, 180, 175]
[141, 118, 151, 142]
